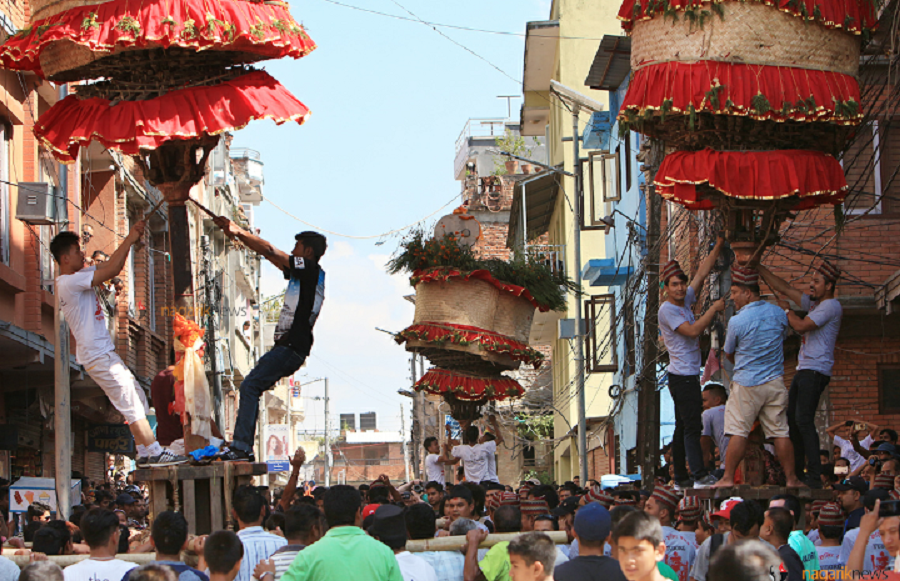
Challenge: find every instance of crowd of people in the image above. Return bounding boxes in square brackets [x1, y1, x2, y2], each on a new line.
[0, 427, 899, 581]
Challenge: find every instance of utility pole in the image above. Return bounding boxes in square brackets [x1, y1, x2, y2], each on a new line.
[570, 105, 588, 486]
[636, 140, 664, 489]
[323, 377, 331, 486]
[54, 123, 71, 518]
[256, 296, 267, 484]
[416, 354, 425, 480]
[201, 235, 224, 428]
[401, 404, 410, 482]
[409, 354, 420, 479]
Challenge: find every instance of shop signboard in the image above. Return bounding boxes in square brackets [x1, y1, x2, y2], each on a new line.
[265, 424, 290, 472]
[87, 424, 134, 454]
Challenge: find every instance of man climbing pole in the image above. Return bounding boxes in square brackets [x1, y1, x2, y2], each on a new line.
[757, 261, 842, 488]
[657, 237, 726, 488]
[211, 216, 326, 461]
[51, 225, 189, 468]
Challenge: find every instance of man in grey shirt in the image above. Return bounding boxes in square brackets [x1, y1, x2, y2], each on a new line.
[658, 237, 726, 489]
[758, 260, 842, 489]
[700, 382, 729, 474]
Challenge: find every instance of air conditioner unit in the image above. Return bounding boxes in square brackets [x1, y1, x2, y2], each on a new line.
[16, 182, 57, 225]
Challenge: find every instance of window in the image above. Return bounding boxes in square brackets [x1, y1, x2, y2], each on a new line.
[585, 294, 618, 373]
[879, 364, 900, 414]
[582, 150, 619, 231]
[843, 119, 900, 216]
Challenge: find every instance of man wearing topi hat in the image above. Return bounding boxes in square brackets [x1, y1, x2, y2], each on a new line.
[758, 260, 842, 489]
[714, 265, 803, 488]
[658, 237, 726, 489]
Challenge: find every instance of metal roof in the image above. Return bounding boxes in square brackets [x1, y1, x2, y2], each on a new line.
[585, 35, 632, 91]
[507, 170, 562, 248]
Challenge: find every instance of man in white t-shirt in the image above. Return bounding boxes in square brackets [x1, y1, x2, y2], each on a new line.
[64, 508, 137, 581]
[700, 383, 729, 473]
[51, 227, 187, 468]
[443, 425, 487, 483]
[827, 422, 873, 473]
[759, 260, 843, 489]
[645, 485, 696, 581]
[478, 415, 504, 483]
[841, 490, 896, 573]
[423, 437, 448, 486]
[657, 238, 726, 489]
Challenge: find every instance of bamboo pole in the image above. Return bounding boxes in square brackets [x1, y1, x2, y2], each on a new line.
[406, 531, 568, 553]
[7, 554, 156, 568]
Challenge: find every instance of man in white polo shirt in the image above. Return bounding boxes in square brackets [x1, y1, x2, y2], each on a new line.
[759, 260, 843, 488]
[657, 237, 726, 489]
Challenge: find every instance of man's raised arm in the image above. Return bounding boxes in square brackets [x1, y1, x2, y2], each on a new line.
[690, 237, 725, 295]
[92, 220, 145, 286]
[212, 216, 290, 270]
[757, 263, 804, 306]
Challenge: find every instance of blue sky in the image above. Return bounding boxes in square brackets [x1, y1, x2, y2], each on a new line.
[232, 0, 552, 435]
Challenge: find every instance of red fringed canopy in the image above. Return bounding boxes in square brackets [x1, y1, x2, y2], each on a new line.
[35, 70, 310, 162]
[412, 268, 551, 312]
[0, 0, 315, 77]
[619, 61, 862, 126]
[617, 0, 877, 34]
[396, 322, 545, 368]
[415, 368, 525, 402]
[654, 148, 848, 210]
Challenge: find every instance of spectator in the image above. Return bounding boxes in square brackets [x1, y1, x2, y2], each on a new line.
[550, 497, 580, 558]
[371, 504, 437, 581]
[835, 475, 868, 532]
[33, 520, 74, 556]
[759, 507, 803, 581]
[405, 502, 465, 581]
[520, 499, 551, 532]
[232, 485, 286, 581]
[446, 486, 489, 532]
[767, 494, 819, 574]
[839, 489, 894, 571]
[425, 482, 445, 516]
[611, 511, 667, 581]
[424, 438, 448, 486]
[700, 383, 729, 476]
[846, 496, 900, 575]
[827, 422, 872, 473]
[281, 485, 402, 581]
[118, 525, 131, 554]
[706, 540, 781, 581]
[714, 266, 802, 489]
[644, 486, 695, 581]
[25, 502, 52, 542]
[255, 505, 324, 581]
[133, 511, 209, 581]
[530, 516, 569, 567]
[95, 490, 114, 511]
[463, 506, 521, 581]
[204, 531, 244, 581]
[657, 246, 725, 489]
[676, 497, 702, 537]
[690, 500, 764, 581]
[63, 508, 137, 581]
[507, 532, 555, 581]
[265, 513, 285, 533]
[814, 504, 844, 571]
[127, 565, 178, 581]
[607, 506, 678, 581]
[555, 502, 627, 581]
[850, 423, 899, 461]
[21, 562, 65, 581]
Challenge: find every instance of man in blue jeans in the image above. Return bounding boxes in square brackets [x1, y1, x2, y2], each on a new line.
[213, 216, 326, 461]
[758, 260, 842, 488]
[657, 237, 725, 489]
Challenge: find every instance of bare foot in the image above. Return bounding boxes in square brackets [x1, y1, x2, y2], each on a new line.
[786, 479, 805, 488]
[711, 478, 735, 488]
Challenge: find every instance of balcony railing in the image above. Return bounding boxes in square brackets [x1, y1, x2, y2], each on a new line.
[527, 244, 567, 279]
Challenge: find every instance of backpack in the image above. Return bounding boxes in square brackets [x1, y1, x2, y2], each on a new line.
[709, 533, 725, 558]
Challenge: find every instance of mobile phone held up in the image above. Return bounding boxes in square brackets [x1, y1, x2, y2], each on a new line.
[834, 465, 850, 476]
[879, 500, 900, 518]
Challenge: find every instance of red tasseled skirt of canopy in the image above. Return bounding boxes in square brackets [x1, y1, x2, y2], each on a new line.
[619, 61, 862, 126]
[617, 0, 877, 34]
[415, 368, 525, 402]
[395, 322, 545, 368]
[0, 0, 315, 77]
[653, 148, 848, 210]
[35, 70, 310, 162]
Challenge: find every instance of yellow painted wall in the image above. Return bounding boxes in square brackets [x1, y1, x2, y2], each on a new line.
[542, 0, 622, 482]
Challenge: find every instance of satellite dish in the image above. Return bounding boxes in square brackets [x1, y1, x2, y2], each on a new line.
[434, 213, 481, 248]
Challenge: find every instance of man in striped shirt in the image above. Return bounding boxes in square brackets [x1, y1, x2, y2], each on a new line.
[233, 485, 286, 581]
[254, 505, 326, 581]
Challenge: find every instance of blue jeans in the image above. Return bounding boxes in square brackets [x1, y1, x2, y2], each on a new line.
[232, 346, 305, 452]
[669, 373, 708, 481]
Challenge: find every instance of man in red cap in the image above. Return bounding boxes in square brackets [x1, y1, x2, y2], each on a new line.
[658, 238, 726, 489]
[714, 265, 802, 488]
[758, 260, 842, 489]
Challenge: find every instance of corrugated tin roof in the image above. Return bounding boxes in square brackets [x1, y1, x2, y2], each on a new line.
[585, 35, 632, 91]
[507, 170, 562, 248]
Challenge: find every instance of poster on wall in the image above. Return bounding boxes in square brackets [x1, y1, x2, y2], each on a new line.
[265, 424, 290, 473]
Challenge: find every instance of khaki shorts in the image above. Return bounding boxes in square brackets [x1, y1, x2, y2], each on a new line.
[723, 377, 789, 439]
